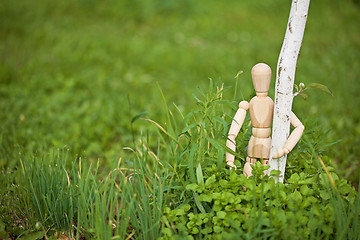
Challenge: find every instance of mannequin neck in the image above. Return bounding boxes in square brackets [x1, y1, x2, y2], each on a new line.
[256, 92, 268, 97]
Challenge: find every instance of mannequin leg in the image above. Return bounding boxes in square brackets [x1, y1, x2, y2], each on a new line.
[262, 159, 269, 176]
[243, 157, 257, 177]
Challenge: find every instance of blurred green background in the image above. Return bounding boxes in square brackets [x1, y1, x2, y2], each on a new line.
[1, 0, 359, 181]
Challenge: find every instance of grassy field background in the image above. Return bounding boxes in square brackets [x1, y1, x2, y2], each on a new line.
[1, 0, 360, 238]
[1, 0, 359, 179]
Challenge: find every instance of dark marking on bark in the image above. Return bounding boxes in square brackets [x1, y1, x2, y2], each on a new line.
[288, 21, 293, 33]
[285, 114, 290, 121]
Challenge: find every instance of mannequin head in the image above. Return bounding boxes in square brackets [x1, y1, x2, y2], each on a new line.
[251, 63, 271, 95]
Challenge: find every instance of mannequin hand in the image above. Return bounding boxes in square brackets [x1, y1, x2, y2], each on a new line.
[227, 162, 237, 169]
[272, 148, 290, 159]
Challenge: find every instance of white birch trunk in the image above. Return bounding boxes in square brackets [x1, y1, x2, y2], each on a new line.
[269, 0, 310, 183]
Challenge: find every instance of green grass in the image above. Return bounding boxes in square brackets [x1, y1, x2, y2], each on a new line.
[2, 80, 358, 239]
[1, 0, 360, 238]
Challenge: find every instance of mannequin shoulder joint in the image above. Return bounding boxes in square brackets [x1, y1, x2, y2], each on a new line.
[238, 101, 249, 110]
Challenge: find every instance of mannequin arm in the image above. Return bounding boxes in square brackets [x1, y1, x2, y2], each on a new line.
[226, 101, 249, 168]
[272, 112, 304, 158]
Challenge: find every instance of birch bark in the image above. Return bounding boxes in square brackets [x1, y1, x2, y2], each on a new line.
[268, 0, 310, 183]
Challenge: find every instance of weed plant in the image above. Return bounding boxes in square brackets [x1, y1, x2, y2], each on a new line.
[155, 82, 360, 239]
[111, 80, 360, 239]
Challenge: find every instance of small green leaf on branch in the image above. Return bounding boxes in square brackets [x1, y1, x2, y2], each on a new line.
[307, 83, 334, 96]
[300, 93, 308, 100]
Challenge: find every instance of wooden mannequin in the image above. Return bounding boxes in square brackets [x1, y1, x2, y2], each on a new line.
[226, 63, 304, 176]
